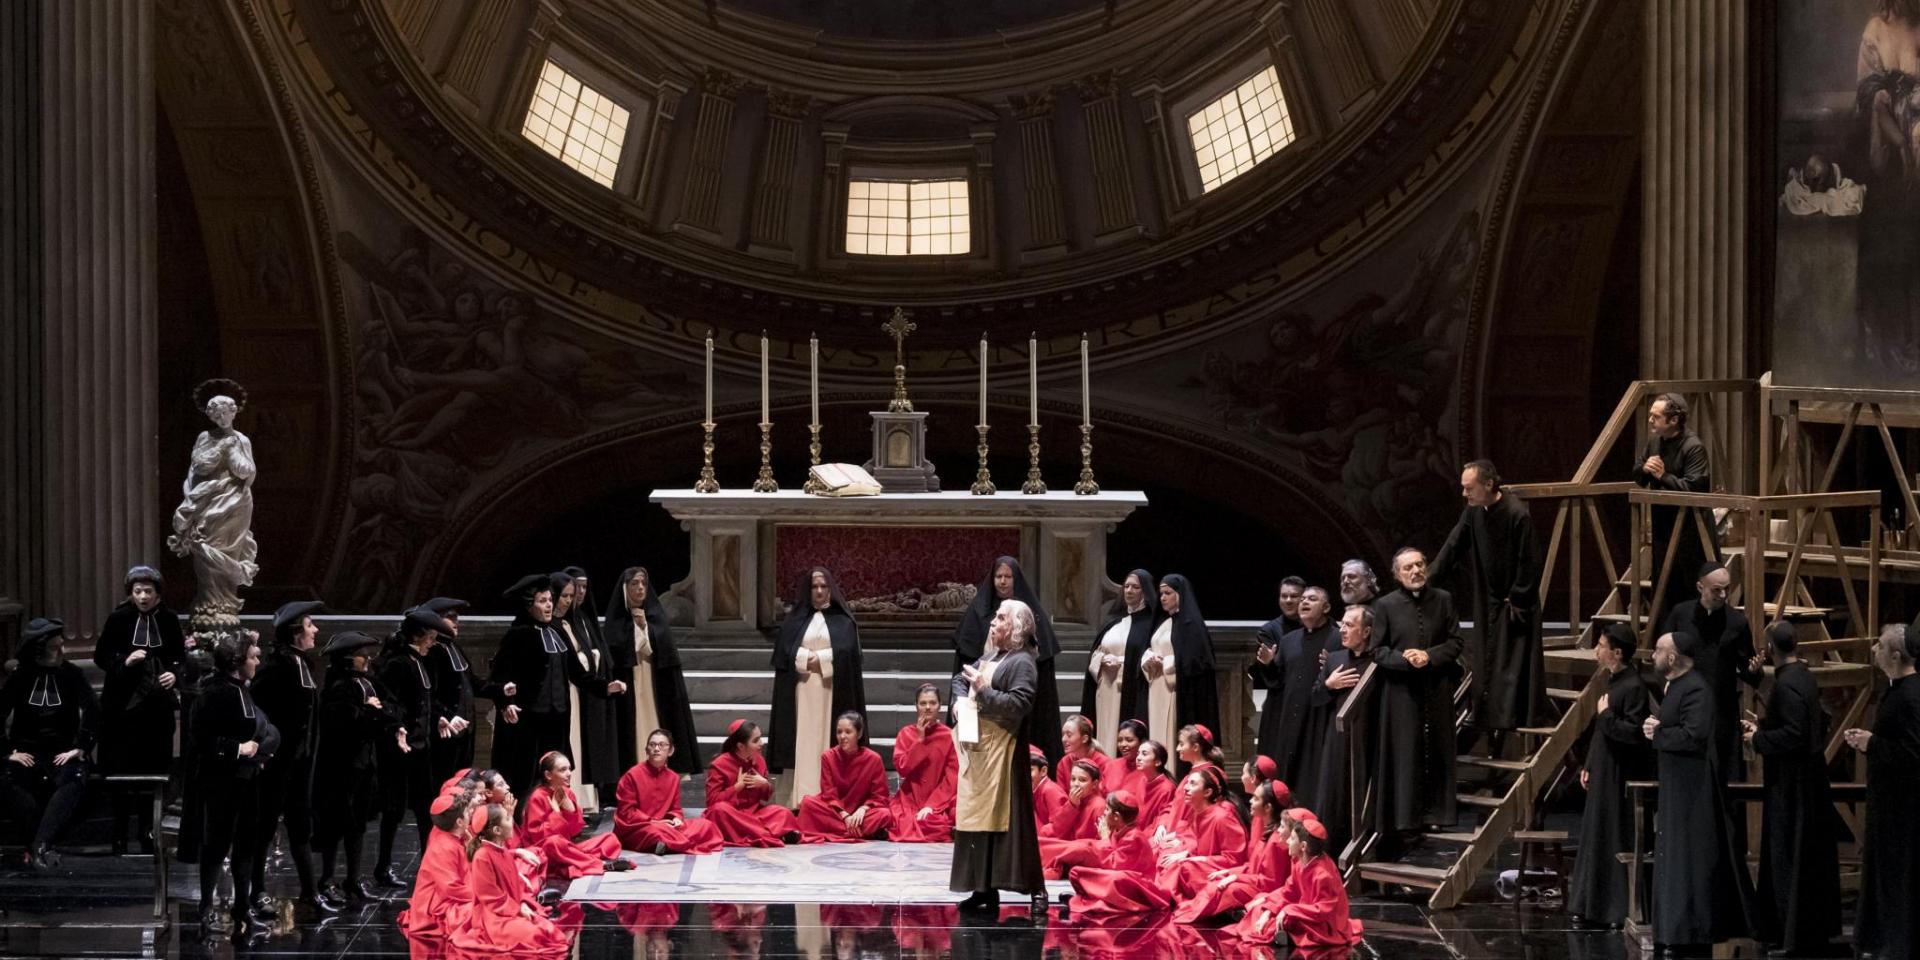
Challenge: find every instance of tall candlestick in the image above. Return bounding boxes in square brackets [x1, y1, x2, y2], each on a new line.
[704, 332, 714, 424]
[979, 334, 988, 428]
[1080, 334, 1090, 427]
[759, 333, 770, 424]
[809, 334, 819, 428]
[1028, 334, 1038, 427]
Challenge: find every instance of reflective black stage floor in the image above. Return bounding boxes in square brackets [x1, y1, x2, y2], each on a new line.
[0, 839, 1809, 960]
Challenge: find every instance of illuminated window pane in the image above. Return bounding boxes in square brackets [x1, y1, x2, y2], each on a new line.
[1186, 65, 1296, 193]
[844, 177, 971, 256]
[520, 59, 630, 188]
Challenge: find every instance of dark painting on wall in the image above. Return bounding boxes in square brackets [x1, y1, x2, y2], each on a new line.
[1774, 0, 1920, 389]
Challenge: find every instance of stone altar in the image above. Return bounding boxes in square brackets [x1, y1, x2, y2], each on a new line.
[649, 489, 1146, 646]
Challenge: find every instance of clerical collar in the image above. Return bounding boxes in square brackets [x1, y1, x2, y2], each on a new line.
[131, 610, 159, 649]
[1126, 602, 1145, 615]
[537, 624, 567, 653]
[293, 652, 315, 690]
[443, 641, 468, 672]
[27, 673, 61, 708]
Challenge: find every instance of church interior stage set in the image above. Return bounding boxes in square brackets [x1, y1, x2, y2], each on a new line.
[10, 0, 1920, 957]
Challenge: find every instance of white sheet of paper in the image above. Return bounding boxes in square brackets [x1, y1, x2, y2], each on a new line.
[954, 695, 980, 744]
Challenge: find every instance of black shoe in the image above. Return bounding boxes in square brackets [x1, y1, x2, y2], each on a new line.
[1029, 893, 1049, 919]
[250, 893, 277, 918]
[319, 880, 347, 904]
[346, 880, 382, 903]
[198, 908, 228, 938]
[28, 844, 58, 870]
[374, 864, 407, 888]
[957, 890, 999, 912]
[603, 858, 634, 872]
[782, 831, 802, 845]
[300, 890, 342, 915]
[653, 842, 669, 856]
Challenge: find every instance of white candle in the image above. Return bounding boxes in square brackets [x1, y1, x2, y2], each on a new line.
[1029, 334, 1038, 427]
[979, 335, 988, 428]
[1080, 334, 1090, 427]
[760, 333, 770, 424]
[704, 332, 714, 423]
[810, 335, 820, 428]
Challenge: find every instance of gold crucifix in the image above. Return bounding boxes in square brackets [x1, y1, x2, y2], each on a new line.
[883, 306, 916, 412]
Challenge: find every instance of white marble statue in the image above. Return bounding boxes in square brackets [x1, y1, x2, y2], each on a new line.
[168, 389, 258, 620]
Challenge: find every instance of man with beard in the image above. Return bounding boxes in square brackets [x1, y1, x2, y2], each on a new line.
[1428, 460, 1548, 749]
[1338, 560, 1378, 610]
[1663, 563, 1762, 778]
[1634, 393, 1711, 629]
[1845, 621, 1920, 960]
[1644, 630, 1754, 954]
[1369, 548, 1462, 845]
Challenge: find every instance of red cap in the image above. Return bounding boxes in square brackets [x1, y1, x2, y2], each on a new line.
[439, 768, 471, 793]
[1193, 724, 1213, 743]
[728, 718, 747, 736]
[430, 794, 456, 816]
[1254, 756, 1278, 779]
[1301, 818, 1329, 841]
[467, 804, 492, 836]
[1284, 806, 1318, 824]
[1029, 745, 1047, 760]
[1271, 779, 1294, 807]
[1109, 789, 1137, 808]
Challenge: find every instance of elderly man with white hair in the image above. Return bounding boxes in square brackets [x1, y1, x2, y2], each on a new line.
[948, 598, 1046, 915]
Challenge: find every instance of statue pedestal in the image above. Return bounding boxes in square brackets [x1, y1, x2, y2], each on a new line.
[863, 411, 939, 493]
[649, 488, 1145, 646]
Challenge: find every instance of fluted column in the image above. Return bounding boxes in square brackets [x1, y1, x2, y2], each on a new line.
[1297, 0, 1377, 115]
[1376, 0, 1432, 59]
[37, 0, 158, 637]
[1076, 72, 1141, 242]
[439, 0, 512, 115]
[748, 91, 807, 258]
[1010, 91, 1067, 254]
[676, 68, 745, 237]
[1, 0, 41, 644]
[1644, 0, 1750, 490]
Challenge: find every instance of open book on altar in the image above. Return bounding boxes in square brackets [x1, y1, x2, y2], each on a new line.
[808, 463, 882, 497]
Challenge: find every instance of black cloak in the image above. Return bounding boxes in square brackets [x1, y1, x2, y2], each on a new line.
[1369, 584, 1464, 832]
[1857, 671, 1920, 959]
[1158, 574, 1221, 758]
[1749, 659, 1840, 952]
[1081, 569, 1161, 728]
[560, 571, 621, 787]
[1567, 659, 1654, 925]
[951, 557, 1063, 764]
[767, 567, 868, 772]
[1649, 667, 1756, 947]
[604, 566, 703, 775]
[1251, 618, 1339, 793]
[94, 599, 189, 775]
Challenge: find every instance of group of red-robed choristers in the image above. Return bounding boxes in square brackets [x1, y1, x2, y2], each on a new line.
[1020, 720, 1362, 951]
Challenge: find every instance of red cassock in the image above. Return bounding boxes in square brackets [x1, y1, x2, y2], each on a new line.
[1134, 773, 1177, 828]
[887, 722, 958, 843]
[1231, 855, 1363, 947]
[446, 842, 571, 959]
[1172, 826, 1290, 923]
[516, 785, 623, 880]
[1067, 827, 1174, 919]
[1031, 775, 1069, 832]
[797, 746, 895, 843]
[1152, 801, 1247, 893]
[1055, 748, 1108, 791]
[1100, 757, 1140, 796]
[613, 761, 725, 855]
[1153, 761, 1218, 835]
[703, 752, 800, 847]
[1036, 788, 1108, 877]
[397, 828, 472, 940]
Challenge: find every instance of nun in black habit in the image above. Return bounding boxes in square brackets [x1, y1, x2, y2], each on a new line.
[1155, 574, 1220, 773]
[952, 557, 1063, 764]
[1250, 585, 1338, 794]
[1080, 569, 1158, 755]
[94, 565, 188, 853]
[768, 567, 867, 806]
[487, 574, 595, 802]
[1567, 623, 1653, 927]
[605, 566, 702, 775]
[1745, 622, 1839, 954]
[1647, 629, 1755, 952]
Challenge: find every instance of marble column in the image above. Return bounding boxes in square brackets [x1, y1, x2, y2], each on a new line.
[1010, 91, 1067, 254]
[1643, 0, 1750, 490]
[676, 68, 745, 238]
[1, 0, 41, 644]
[36, 0, 159, 637]
[1076, 72, 1141, 243]
[748, 91, 807, 258]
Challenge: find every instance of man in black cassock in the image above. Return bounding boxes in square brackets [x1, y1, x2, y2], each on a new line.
[1633, 392, 1711, 629]
[1370, 547, 1463, 838]
[1249, 586, 1337, 795]
[1664, 562, 1762, 778]
[1743, 622, 1838, 955]
[1644, 630, 1754, 954]
[1847, 621, 1920, 960]
[1258, 576, 1306, 642]
[1568, 623, 1652, 928]
[949, 598, 1045, 914]
[420, 597, 485, 784]
[1428, 459, 1548, 743]
[373, 609, 440, 887]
